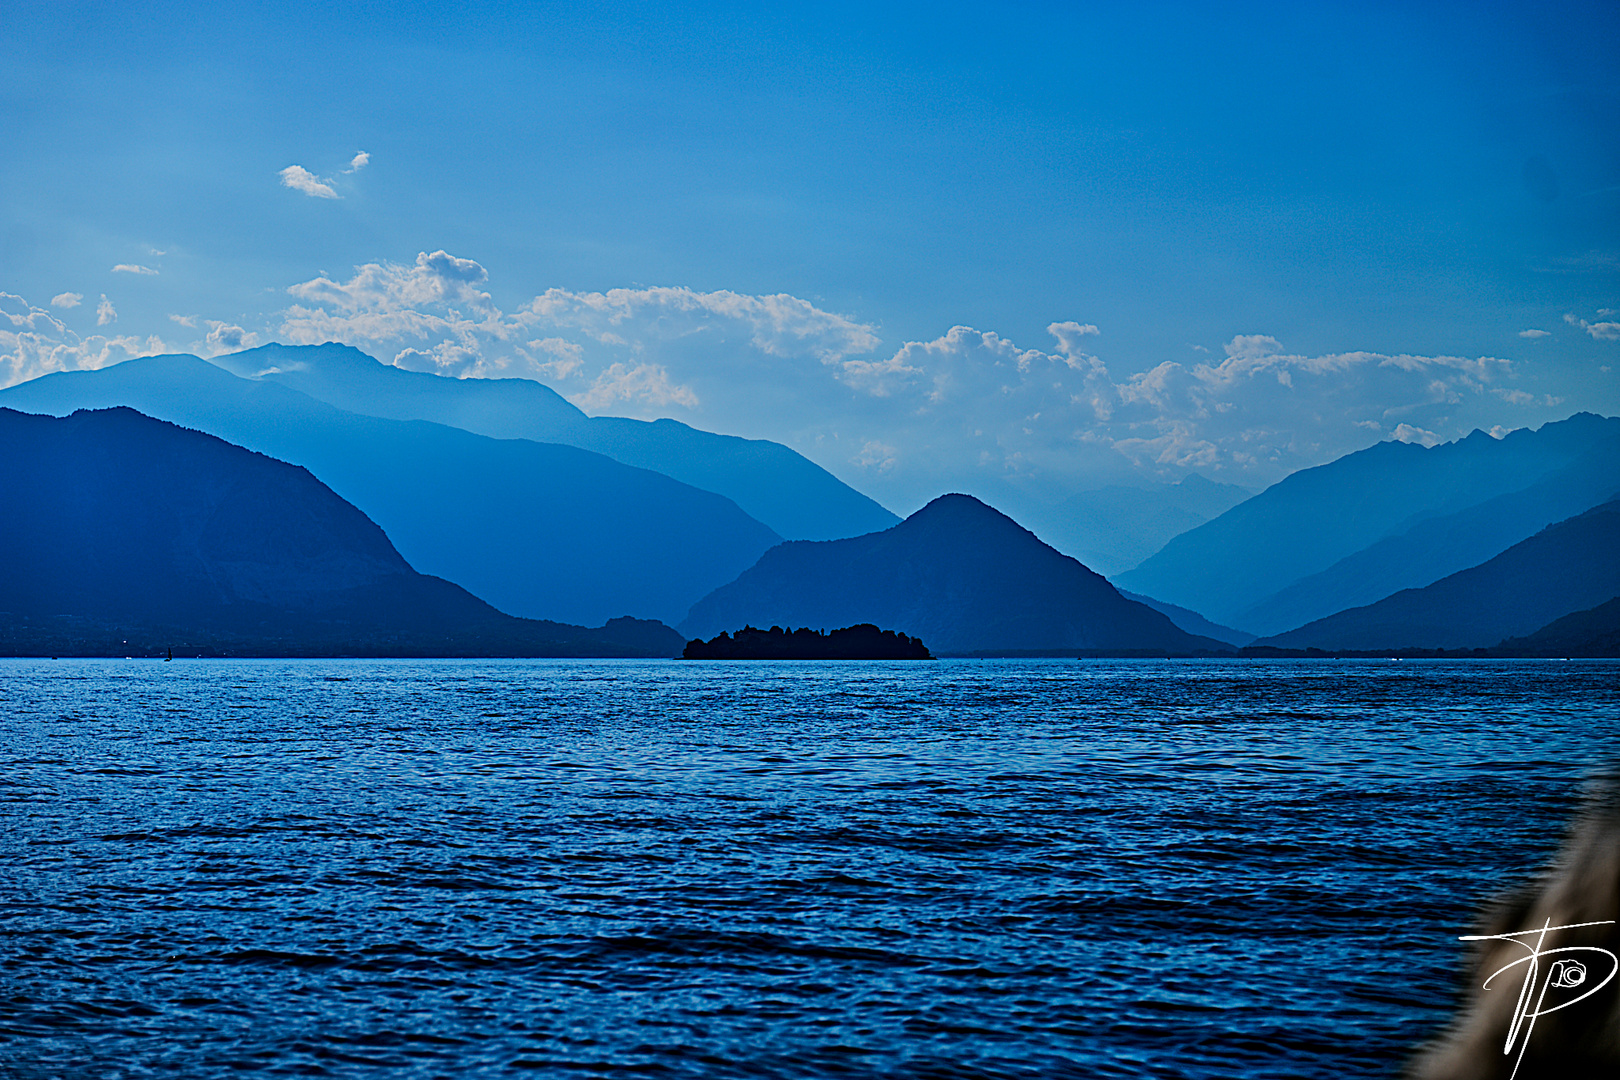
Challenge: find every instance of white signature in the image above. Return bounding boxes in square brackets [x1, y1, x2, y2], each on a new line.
[1459, 917, 1617, 1079]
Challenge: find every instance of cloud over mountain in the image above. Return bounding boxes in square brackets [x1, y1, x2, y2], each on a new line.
[2, 247, 1560, 507]
[0, 293, 168, 388]
[266, 252, 1533, 500]
[277, 253, 881, 416]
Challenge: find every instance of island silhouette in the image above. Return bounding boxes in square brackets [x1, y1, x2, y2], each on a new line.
[684, 624, 932, 660]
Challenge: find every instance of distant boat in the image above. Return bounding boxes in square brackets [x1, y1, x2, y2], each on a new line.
[165, 647, 172, 662]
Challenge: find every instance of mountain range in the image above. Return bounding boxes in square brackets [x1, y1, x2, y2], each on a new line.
[212, 342, 899, 542]
[681, 493, 1225, 655]
[1253, 499, 1620, 651]
[5, 345, 1615, 657]
[1117, 414, 1620, 631]
[0, 354, 779, 626]
[0, 407, 685, 657]
[1041, 474, 1252, 577]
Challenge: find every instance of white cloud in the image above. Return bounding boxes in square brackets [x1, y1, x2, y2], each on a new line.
[1518, 328, 1550, 339]
[1, 291, 168, 389]
[522, 337, 585, 379]
[343, 151, 370, 173]
[266, 251, 1547, 508]
[277, 253, 880, 411]
[203, 321, 259, 356]
[96, 295, 116, 325]
[576, 362, 699, 411]
[1565, 312, 1620, 341]
[288, 250, 493, 315]
[169, 314, 197, 328]
[524, 285, 880, 363]
[112, 264, 158, 276]
[852, 440, 900, 472]
[50, 292, 82, 309]
[279, 164, 339, 199]
[818, 325, 1522, 507]
[1392, 423, 1443, 447]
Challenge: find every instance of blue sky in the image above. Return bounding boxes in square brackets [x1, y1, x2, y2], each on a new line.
[3, 0, 1617, 512]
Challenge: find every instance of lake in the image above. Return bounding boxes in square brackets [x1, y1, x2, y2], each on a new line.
[2, 658, 1616, 1078]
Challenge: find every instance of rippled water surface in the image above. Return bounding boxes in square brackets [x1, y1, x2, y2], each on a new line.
[2, 658, 1617, 1078]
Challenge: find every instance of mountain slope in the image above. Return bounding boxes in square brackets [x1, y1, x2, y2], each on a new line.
[681, 494, 1226, 655]
[1233, 458, 1620, 634]
[1116, 414, 1620, 627]
[1117, 591, 1256, 647]
[215, 342, 899, 541]
[1494, 597, 1620, 658]
[1038, 474, 1252, 577]
[0, 355, 780, 626]
[1253, 500, 1620, 651]
[0, 407, 684, 656]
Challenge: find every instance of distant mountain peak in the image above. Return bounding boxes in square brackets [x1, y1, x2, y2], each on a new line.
[198, 341, 901, 543]
[1118, 410, 1620, 628]
[682, 493, 1224, 655]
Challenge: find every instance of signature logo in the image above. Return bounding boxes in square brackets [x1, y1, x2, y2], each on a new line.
[1460, 917, 1617, 1079]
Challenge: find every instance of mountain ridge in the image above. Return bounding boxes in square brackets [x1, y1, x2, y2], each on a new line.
[1116, 413, 1620, 627]
[0, 406, 685, 657]
[1253, 499, 1620, 651]
[682, 493, 1227, 655]
[215, 342, 899, 542]
[0, 354, 781, 626]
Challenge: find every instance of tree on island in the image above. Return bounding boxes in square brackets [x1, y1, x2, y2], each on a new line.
[683, 624, 932, 660]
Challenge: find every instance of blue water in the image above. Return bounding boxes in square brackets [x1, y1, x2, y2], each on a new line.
[2, 658, 1616, 1078]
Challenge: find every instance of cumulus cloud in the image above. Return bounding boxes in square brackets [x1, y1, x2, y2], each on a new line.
[853, 440, 900, 472]
[1519, 328, 1550, 339]
[112, 263, 158, 276]
[96, 295, 116, 325]
[576, 363, 699, 412]
[523, 285, 880, 364]
[818, 324, 1525, 509]
[277, 251, 878, 413]
[1, 291, 168, 389]
[265, 250, 1551, 506]
[203, 321, 259, 356]
[343, 151, 370, 173]
[50, 292, 82, 309]
[1565, 312, 1620, 340]
[169, 314, 197, 328]
[1392, 423, 1443, 447]
[279, 164, 339, 199]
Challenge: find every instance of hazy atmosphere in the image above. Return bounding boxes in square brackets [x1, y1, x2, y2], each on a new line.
[5, 4, 1619, 1078]
[5, 0, 1617, 513]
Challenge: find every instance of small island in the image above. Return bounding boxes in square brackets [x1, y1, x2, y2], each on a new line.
[683, 624, 933, 660]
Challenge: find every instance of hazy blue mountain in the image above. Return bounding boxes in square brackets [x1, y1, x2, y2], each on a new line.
[1494, 597, 1620, 658]
[1037, 475, 1252, 577]
[1234, 457, 1620, 634]
[1253, 499, 1620, 651]
[214, 342, 899, 541]
[0, 356, 780, 626]
[1117, 590, 1256, 647]
[1116, 413, 1620, 627]
[0, 407, 685, 657]
[681, 494, 1226, 655]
